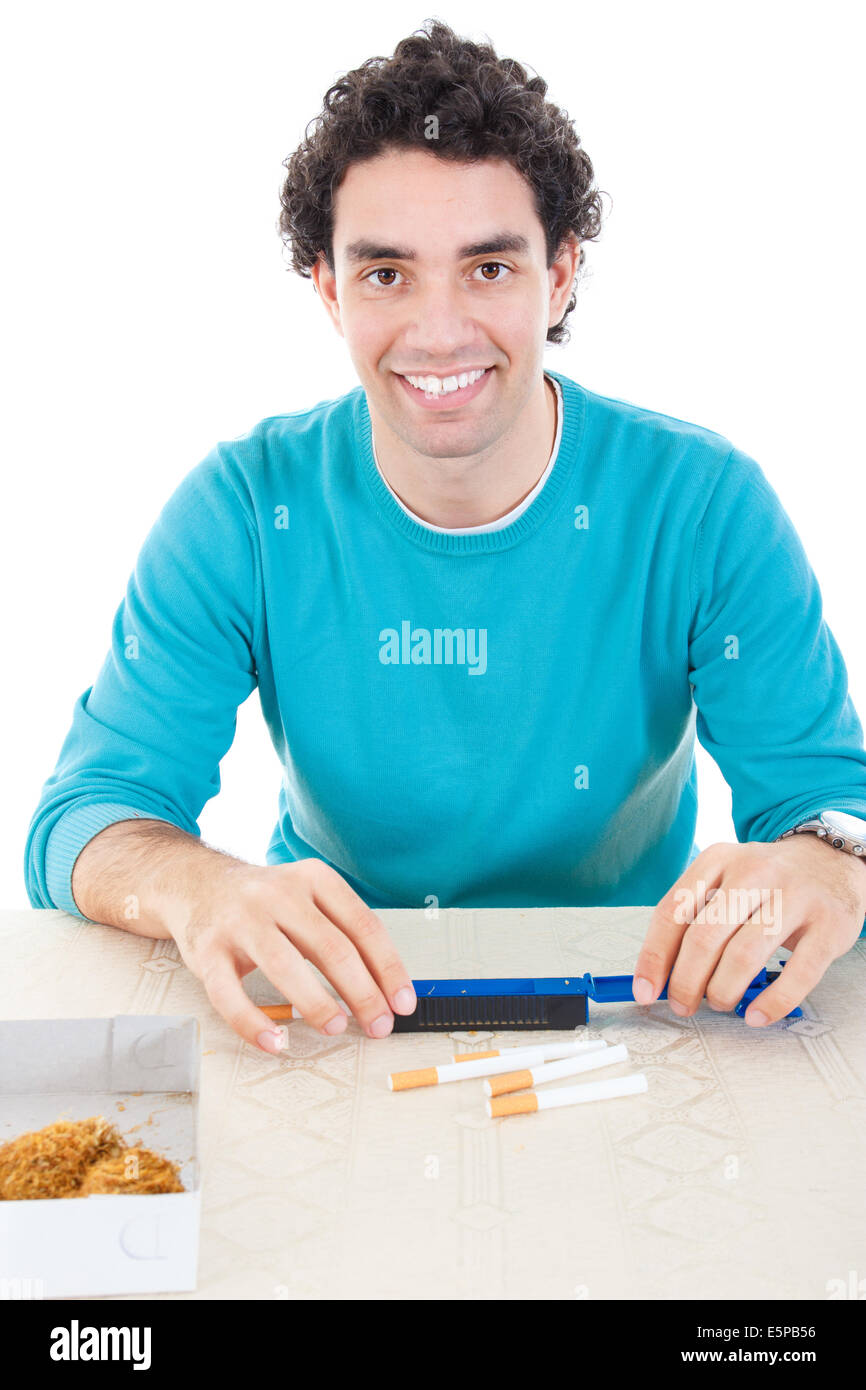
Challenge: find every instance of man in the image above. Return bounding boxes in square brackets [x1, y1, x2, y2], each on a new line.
[25, 20, 866, 1053]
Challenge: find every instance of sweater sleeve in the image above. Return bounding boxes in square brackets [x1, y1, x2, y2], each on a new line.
[687, 445, 866, 847]
[24, 448, 261, 917]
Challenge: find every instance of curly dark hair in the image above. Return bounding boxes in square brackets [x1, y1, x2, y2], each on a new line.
[277, 18, 607, 345]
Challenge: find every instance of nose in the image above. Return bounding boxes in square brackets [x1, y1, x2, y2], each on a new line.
[398, 275, 481, 360]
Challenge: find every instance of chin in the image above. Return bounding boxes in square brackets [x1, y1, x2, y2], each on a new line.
[407, 425, 497, 460]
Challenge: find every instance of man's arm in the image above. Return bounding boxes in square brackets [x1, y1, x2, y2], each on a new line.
[632, 444, 866, 1020]
[69, 817, 237, 939]
[25, 448, 417, 1045]
[24, 449, 260, 918]
[686, 444, 866, 840]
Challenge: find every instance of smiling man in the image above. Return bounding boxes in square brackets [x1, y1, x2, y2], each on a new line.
[317, 151, 569, 531]
[25, 20, 866, 1050]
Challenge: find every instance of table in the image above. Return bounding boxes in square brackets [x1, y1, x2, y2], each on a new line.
[2, 906, 864, 1300]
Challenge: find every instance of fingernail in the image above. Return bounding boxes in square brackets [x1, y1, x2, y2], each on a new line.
[632, 976, 655, 1005]
[368, 1013, 393, 1038]
[257, 1029, 285, 1052]
[669, 1000, 689, 1017]
[393, 986, 417, 1014]
[745, 1007, 769, 1027]
[323, 1013, 347, 1035]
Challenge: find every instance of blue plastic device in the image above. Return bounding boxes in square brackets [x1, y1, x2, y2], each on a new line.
[391, 965, 803, 1031]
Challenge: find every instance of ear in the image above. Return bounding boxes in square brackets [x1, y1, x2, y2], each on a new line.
[548, 233, 581, 327]
[311, 252, 344, 338]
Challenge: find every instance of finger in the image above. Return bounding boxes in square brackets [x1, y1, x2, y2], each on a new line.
[668, 869, 780, 1016]
[199, 953, 295, 1053]
[247, 926, 351, 1036]
[632, 848, 726, 1005]
[703, 910, 792, 1014]
[265, 875, 400, 1038]
[704, 868, 807, 1013]
[306, 861, 416, 1016]
[741, 929, 835, 1026]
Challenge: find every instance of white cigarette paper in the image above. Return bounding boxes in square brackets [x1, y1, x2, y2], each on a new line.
[487, 1071, 648, 1117]
[484, 1042, 629, 1096]
[451, 1040, 606, 1065]
[389, 1040, 604, 1091]
[535, 1071, 647, 1109]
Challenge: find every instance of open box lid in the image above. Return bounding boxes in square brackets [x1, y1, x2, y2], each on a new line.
[0, 1015, 200, 1095]
[0, 1016, 202, 1297]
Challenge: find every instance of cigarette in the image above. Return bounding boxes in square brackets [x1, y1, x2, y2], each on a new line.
[485, 1043, 629, 1097]
[487, 1071, 648, 1117]
[451, 1040, 606, 1065]
[261, 1005, 296, 1021]
[388, 1044, 598, 1091]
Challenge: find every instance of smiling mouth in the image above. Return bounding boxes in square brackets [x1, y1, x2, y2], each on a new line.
[399, 366, 490, 395]
[396, 366, 494, 405]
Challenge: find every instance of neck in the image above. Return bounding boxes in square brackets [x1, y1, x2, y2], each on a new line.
[370, 371, 558, 529]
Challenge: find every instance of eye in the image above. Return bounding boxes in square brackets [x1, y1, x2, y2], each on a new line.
[363, 267, 404, 288]
[473, 261, 511, 282]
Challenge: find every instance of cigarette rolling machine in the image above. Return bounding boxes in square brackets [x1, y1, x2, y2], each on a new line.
[391, 964, 803, 1032]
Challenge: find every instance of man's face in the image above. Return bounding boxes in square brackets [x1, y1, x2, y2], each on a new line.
[312, 147, 577, 460]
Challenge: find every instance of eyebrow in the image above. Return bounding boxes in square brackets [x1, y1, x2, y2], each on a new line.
[343, 232, 531, 264]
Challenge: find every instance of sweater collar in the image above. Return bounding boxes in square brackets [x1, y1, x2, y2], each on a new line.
[354, 368, 587, 554]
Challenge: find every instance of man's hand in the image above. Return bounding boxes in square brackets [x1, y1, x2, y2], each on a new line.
[71, 819, 417, 1052]
[171, 858, 418, 1051]
[632, 835, 866, 1025]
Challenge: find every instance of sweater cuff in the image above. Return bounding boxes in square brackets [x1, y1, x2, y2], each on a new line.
[44, 802, 169, 919]
[765, 799, 866, 844]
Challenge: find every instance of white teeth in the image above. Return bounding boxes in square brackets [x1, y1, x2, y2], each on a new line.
[403, 368, 487, 395]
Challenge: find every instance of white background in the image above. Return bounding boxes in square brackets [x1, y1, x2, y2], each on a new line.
[2, 0, 863, 908]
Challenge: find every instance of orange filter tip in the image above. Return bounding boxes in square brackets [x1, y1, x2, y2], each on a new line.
[388, 1067, 440, 1092]
[486, 1068, 533, 1098]
[487, 1093, 539, 1118]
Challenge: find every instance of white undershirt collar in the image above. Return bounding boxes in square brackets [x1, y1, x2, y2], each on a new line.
[371, 371, 563, 535]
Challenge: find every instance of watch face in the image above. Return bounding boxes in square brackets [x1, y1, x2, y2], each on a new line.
[821, 810, 866, 838]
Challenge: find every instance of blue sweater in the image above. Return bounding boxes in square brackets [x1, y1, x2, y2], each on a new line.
[24, 368, 866, 919]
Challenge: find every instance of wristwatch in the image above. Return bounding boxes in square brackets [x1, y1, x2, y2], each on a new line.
[776, 809, 866, 860]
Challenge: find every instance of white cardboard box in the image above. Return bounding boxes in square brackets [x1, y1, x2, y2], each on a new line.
[0, 1015, 201, 1297]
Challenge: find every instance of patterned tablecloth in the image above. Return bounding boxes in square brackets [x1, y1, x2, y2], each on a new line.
[1, 906, 864, 1300]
